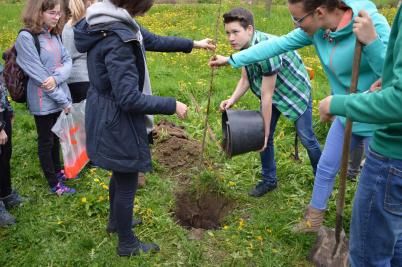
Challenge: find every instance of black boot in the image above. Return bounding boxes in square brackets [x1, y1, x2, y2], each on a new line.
[248, 181, 277, 197]
[106, 217, 142, 234]
[1, 190, 25, 209]
[0, 201, 15, 227]
[117, 238, 160, 257]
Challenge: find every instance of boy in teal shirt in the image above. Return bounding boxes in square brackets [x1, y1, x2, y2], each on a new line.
[319, 5, 402, 265]
[219, 8, 321, 197]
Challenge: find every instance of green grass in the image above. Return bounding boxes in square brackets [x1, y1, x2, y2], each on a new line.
[0, 2, 398, 266]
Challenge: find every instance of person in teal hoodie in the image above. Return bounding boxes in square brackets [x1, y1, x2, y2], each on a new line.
[318, 5, 402, 265]
[209, 0, 390, 232]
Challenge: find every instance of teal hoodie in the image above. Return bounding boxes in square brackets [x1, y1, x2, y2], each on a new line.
[330, 5, 402, 160]
[228, 0, 390, 136]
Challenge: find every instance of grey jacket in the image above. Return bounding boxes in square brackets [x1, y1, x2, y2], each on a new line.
[62, 23, 89, 84]
[15, 29, 72, 115]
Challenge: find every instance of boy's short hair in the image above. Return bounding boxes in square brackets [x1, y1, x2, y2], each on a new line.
[223, 8, 254, 29]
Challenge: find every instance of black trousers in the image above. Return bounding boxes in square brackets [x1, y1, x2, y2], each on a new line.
[34, 112, 62, 188]
[0, 110, 12, 198]
[109, 171, 139, 246]
[68, 82, 89, 104]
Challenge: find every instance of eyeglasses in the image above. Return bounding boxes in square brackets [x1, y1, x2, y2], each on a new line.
[291, 10, 314, 28]
[45, 10, 62, 17]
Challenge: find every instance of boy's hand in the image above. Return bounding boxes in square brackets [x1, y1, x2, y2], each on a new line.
[370, 78, 382, 92]
[209, 55, 229, 67]
[176, 101, 188, 119]
[318, 96, 334, 122]
[0, 129, 8, 145]
[353, 10, 377, 45]
[42, 76, 57, 91]
[193, 38, 216, 51]
[219, 98, 235, 112]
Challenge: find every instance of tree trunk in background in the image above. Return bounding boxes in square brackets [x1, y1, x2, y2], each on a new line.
[265, 0, 273, 14]
[398, 0, 402, 8]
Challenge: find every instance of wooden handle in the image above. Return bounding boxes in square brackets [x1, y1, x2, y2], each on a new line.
[334, 40, 363, 250]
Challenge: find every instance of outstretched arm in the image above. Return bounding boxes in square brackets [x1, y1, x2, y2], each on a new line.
[209, 28, 312, 68]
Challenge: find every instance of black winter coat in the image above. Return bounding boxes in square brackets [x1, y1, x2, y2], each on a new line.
[74, 19, 193, 172]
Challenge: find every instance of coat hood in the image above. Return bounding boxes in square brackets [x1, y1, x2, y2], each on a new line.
[74, 0, 141, 53]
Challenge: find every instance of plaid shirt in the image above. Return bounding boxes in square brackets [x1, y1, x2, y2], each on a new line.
[245, 31, 311, 121]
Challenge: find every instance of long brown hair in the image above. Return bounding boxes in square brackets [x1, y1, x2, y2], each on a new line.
[22, 0, 65, 35]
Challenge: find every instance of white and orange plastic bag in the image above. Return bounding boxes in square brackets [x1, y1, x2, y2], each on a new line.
[52, 101, 89, 179]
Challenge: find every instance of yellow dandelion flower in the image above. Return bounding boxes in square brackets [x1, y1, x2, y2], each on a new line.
[238, 218, 245, 229]
[102, 185, 109, 190]
[228, 181, 236, 187]
[256, 236, 263, 241]
[223, 225, 229, 230]
[81, 197, 87, 203]
[94, 178, 100, 183]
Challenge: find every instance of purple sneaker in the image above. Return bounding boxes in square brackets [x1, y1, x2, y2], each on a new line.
[51, 182, 76, 196]
[57, 170, 79, 181]
[56, 171, 68, 182]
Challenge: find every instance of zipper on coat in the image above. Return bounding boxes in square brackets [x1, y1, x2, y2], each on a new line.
[128, 116, 140, 145]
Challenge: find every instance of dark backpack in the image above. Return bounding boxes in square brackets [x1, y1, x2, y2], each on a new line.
[2, 29, 40, 103]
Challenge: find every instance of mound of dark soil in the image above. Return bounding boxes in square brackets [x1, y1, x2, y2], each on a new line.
[152, 120, 201, 171]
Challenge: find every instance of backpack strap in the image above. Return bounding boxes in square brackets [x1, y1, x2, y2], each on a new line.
[18, 29, 41, 56]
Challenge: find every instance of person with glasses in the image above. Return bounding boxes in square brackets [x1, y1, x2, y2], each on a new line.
[318, 5, 402, 265]
[15, 0, 76, 195]
[210, 0, 390, 233]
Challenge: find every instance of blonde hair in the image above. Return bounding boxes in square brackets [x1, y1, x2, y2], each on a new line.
[68, 0, 95, 25]
[22, 0, 65, 35]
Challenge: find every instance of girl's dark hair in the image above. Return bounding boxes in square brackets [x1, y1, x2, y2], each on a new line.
[288, 0, 341, 12]
[110, 0, 154, 16]
[223, 8, 254, 29]
[22, 0, 65, 35]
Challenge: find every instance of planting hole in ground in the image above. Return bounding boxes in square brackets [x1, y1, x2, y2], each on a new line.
[173, 190, 234, 230]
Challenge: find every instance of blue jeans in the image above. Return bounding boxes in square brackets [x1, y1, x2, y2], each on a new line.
[310, 118, 370, 210]
[260, 101, 321, 185]
[350, 148, 402, 267]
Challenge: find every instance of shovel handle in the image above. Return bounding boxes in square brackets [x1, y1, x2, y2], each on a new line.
[334, 40, 363, 248]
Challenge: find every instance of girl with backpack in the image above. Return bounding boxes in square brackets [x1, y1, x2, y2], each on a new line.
[15, 0, 75, 196]
[74, 0, 188, 256]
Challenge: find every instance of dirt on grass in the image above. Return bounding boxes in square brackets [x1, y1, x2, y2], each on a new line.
[152, 120, 201, 173]
[174, 190, 234, 230]
[153, 120, 235, 230]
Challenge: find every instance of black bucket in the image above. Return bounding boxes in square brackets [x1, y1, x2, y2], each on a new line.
[222, 109, 264, 157]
